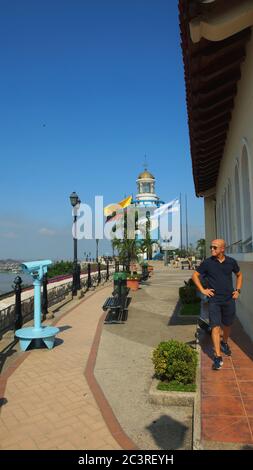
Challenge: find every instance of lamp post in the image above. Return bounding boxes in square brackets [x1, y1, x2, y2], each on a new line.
[70, 191, 81, 295]
[163, 236, 172, 266]
[96, 238, 99, 263]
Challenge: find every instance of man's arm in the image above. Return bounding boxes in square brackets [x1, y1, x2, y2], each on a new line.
[192, 271, 215, 298]
[232, 271, 243, 300]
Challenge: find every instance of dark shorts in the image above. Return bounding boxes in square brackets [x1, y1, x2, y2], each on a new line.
[208, 299, 236, 328]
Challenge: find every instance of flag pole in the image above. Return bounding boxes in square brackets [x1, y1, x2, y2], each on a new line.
[180, 193, 183, 252]
[185, 194, 188, 252]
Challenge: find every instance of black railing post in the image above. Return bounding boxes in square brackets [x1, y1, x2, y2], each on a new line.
[42, 273, 48, 320]
[72, 262, 77, 296]
[142, 265, 148, 281]
[14, 276, 23, 330]
[87, 263, 92, 288]
[106, 260, 109, 281]
[97, 263, 101, 284]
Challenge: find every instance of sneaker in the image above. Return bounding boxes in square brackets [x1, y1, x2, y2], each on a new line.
[212, 356, 223, 370]
[220, 341, 232, 356]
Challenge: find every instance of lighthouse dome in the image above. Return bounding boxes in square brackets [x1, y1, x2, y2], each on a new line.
[138, 170, 155, 180]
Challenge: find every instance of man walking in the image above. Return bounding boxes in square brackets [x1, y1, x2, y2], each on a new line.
[192, 239, 243, 370]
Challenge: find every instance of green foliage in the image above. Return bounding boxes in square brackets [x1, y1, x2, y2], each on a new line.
[175, 249, 188, 258]
[112, 238, 141, 266]
[157, 380, 196, 392]
[196, 238, 206, 258]
[179, 286, 198, 304]
[180, 302, 200, 315]
[179, 278, 199, 304]
[47, 261, 73, 278]
[152, 340, 198, 385]
[127, 273, 141, 280]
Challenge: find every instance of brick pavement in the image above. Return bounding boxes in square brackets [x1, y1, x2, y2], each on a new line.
[200, 319, 253, 447]
[0, 286, 135, 450]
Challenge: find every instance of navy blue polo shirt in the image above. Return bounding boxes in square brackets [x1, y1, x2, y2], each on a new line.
[196, 256, 240, 302]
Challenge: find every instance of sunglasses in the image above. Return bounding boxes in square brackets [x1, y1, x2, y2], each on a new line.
[210, 245, 218, 250]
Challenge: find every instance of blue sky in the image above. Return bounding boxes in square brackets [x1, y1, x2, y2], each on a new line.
[0, 0, 204, 260]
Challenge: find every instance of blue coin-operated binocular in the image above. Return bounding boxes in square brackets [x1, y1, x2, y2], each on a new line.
[21, 260, 52, 281]
[15, 259, 60, 351]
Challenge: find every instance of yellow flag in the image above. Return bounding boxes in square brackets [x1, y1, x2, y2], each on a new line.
[119, 195, 132, 209]
[104, 195, 132, 216]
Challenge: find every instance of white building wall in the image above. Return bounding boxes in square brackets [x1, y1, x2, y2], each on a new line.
[214, 32, 253, 339]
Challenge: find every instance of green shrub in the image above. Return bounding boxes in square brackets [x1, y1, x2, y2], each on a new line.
[180, 302, 200, 315]
[179, 286, 198, 303]
[179, 278, 199, 304]
[152, 340, 198, 385]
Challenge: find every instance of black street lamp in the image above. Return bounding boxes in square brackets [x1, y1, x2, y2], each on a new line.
[70, 191, 81, 295]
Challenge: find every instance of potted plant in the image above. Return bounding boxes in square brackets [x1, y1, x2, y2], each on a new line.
[127, 272, 141, 291]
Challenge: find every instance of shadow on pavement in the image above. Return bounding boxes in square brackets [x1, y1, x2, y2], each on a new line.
[0, 339, 19, 374]
[146, 414, 190, 450]
[230, 318, 253, 360]
[26, 336, 64, 350]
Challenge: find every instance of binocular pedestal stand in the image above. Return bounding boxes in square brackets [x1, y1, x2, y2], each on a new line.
[15, 277, 59, 351]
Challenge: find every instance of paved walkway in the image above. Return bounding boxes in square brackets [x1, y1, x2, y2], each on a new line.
[200, 320, 253, 448]
[95, 265, 196, 450]
[1, 262, 253, 450]
[0, 285, 134, 450]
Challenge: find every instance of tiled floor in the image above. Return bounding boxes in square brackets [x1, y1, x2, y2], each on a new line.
[201, 320, 253, 445]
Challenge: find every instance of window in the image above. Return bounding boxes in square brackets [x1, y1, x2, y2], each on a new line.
[227, 181, 233, 247]
[241, 145, 252, 252]
[234, 165, 242, 249]
[216, 204, 221, 238]
[222, 193, 228, 242]
[142, 182, 151, 193]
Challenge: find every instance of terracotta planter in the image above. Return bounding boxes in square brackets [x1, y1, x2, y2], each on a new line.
[127, 279, 139, 291]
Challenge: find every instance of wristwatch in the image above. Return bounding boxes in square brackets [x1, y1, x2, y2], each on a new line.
[235, 289, 241, 294]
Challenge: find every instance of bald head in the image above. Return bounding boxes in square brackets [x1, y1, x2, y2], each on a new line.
[210, 239, 226, 257]
[212, 239, 226, 248]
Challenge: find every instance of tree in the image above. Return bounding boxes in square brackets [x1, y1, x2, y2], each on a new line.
[111, 238, 141, 270]
[196, 238, 206, 259]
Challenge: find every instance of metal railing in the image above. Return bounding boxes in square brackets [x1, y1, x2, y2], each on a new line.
[0, 264, 115, 337]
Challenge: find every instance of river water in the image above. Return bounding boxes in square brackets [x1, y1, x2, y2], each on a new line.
[0, 272, 33, 295]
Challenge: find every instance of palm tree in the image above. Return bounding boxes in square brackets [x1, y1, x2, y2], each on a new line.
[111, 237, 141, 271]
[137, 212, 156, 260]
[138, 236, 156, 260]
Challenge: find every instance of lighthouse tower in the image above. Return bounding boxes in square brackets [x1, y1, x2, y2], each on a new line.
[132, 166, 164, 208]
[135, 168, 160, 207]
[132, 167, 164, 260]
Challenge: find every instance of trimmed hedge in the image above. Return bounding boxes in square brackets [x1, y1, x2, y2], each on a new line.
[152, 340, 198, 385]
[179, 278, 199, 304]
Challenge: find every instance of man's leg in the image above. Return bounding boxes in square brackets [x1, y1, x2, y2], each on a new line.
[220, 300, 235, 356]
[222, 325, 231, 343]
[209, 301, 223, 369]
[212, 326, 222, 357]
